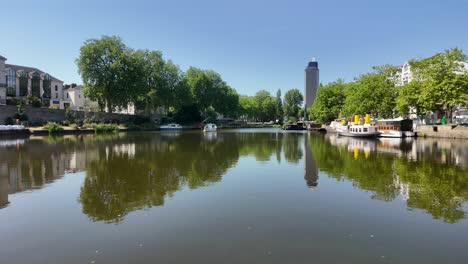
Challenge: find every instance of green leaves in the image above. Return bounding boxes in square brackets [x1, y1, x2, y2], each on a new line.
[283, 88, 304, 119]
[308, 79, 346, 123]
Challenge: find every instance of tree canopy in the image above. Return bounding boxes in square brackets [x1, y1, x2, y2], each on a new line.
[283, 89, 304, 119]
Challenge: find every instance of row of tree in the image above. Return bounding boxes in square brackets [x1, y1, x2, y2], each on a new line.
[309, 48, 468, 123]
[77, 35, 309, 123]
[77, 36, 239, 121]
[238, 88, 304, 122]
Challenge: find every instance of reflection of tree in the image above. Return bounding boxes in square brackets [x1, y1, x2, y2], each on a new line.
[394, 158, 468, 223]
[309, 135, 468, 223]
[79, 132, 306, 223]
[282, 133, 303, 163]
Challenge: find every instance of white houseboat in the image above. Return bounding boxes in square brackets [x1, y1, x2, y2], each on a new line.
[337, 114, 381, 138]
[377, 118, 415, 138]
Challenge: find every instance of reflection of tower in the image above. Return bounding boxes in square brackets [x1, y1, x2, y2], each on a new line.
[304, 136, 318, 189]
[304, 57, 319, 119]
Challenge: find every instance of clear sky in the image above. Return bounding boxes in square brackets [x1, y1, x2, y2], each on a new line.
[2, 0, 467, 95]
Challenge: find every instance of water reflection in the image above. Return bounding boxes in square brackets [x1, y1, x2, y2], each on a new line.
[312, 134, 468, 223]
[1, 131, 468, 224]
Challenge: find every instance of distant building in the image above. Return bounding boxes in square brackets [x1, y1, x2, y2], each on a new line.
[0, 54, 64, 107]
[62, 83, 99, 111]
[62, 83, 135, 114]
[0, 56, 8, 105]
[304, 57, 319, 117]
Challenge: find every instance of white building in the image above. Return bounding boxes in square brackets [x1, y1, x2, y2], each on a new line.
[0, 54, 64, 108]
[62, 83, 135, 114]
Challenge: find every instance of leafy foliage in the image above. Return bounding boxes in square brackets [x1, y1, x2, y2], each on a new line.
[308, 79, 346, 123]
[283, 89, 303, 119]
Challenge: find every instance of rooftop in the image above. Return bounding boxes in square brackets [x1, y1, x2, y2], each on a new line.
[5, 63, 62, 82]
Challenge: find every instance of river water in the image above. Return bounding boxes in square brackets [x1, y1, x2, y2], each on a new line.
[1, 129, 467, 263]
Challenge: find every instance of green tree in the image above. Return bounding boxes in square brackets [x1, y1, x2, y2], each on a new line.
[395, 81, 425, 116]
[275, 89, 284, 122]
[254, 90, 276, 122]
[343, 65, 397, 118]
[76, 35, 146, 113]
[410, 48, 468, 120]
[308, 79, 346, 123]
[283, 89, 304, 118]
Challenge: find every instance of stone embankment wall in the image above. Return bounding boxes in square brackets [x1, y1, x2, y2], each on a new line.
[415, 125, 468, 139]
[0, 105, 134, 125]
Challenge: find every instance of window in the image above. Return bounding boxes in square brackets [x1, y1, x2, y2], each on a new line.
[55, 85, 58, 91]
[364, 128, 368, 132]
[31, 72, 41, 97]
[66, 93, 69, 98]
[55, 93, 58, 99]
[78, 94, 81, 98]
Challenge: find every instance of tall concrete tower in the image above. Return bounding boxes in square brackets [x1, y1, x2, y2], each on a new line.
[304, 57, 319, 117]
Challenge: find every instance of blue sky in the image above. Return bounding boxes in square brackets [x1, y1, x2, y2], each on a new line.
[2, 0, 467, 95]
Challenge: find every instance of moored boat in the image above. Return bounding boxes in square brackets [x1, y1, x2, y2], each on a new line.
[337, 114, 381, 138]
[377, 118, 415, 138]
[160, 123, 183, 131]
[203, 123, 217, 132]
[282, 121, 306, 131]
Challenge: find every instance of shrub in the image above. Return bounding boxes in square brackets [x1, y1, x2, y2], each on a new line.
[6, 98, 21, 106]
[69, 124, 78, 130]
[62, 120, 71, 126]
[4, 117, 14, 125]
[126, 123, 142, 131]
[13, 103, 28, 121]
[25, 96, 42, 107]
[44, 122, 64, 134]
[94, 124, 119, 133]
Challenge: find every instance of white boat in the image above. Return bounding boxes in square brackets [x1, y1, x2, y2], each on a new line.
[337, 114, 381, 138]
[377, 118, 415, 138]
[203, 123, 217, 132]
[160, 123, 183, 131]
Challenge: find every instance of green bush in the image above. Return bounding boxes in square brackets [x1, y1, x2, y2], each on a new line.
[6, 98, 21, 106]
[44, 122, 64, 134]
[125, 123, 142, 131]
[84, 115, 100, 124]
[13, 103, 28, 121]
[25, 96, 42, 108]
[62, 120, 71, 126]
[94, 123, 119, 133]
[69, 124, 78, 130]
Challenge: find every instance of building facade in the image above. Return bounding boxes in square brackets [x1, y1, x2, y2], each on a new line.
[62, 83, 135, 114]
[0, 56, 7, 105]
[304, 57, 319, 115]
[0, 54, 64, 107]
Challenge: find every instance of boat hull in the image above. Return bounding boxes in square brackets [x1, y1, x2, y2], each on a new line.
[337, 131, 381, 138]
[203, 128, 217, 132]
[160, 127, 183, 131]
[379, 130, 416, 138]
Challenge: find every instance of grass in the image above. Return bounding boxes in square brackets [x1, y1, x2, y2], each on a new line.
[43, 122, 64, 134]
[93, 123, 119, 133]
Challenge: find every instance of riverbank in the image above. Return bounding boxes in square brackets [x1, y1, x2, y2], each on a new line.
[0, 124, 276, 137]
[415, 125, 468, 139]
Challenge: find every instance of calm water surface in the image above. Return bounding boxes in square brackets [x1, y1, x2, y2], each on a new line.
[1, 129, 468, 263]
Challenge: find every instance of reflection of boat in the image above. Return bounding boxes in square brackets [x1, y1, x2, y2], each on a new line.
[337, 114, 380, 138]
[203, 123, 217, 132]
[160, 123, 183, 131]
[377, 118, 415, 138]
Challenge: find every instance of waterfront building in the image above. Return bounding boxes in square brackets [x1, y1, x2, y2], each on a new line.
[62, 83, 135, 114]
[0, 56, 7, 105]
[304, 57, 319, 117]
[0, 54, 64, 107]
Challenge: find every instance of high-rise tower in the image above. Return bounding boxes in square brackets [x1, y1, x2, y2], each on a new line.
[304, 57, 319, 117]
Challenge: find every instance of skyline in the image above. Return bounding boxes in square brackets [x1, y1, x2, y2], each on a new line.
[2, 0, 468, 96]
